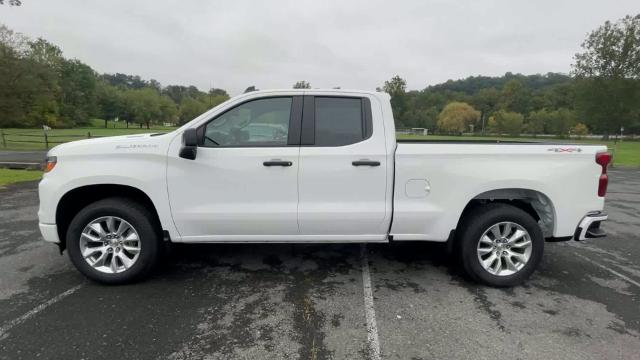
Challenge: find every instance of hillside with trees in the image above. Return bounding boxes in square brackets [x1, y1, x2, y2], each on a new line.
[0, 24, 229, 129]
[384, 14, 640, 137]
[1, 13, 639, 137]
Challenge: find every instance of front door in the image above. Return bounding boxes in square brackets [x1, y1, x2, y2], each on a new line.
[167, 96, 302, 241]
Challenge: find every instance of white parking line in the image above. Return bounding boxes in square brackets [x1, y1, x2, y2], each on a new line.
[0, 284, 83, 340]
[575, 253, 640, 288]
[361, 244, 381, 360]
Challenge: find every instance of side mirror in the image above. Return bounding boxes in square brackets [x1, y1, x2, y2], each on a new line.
[179, 128, 198, 160]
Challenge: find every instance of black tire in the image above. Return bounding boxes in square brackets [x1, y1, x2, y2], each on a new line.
[458, 203, 544, 287]
[66, 197, 161, 284]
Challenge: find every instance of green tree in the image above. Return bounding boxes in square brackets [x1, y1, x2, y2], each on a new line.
[58, 59, 98, 125]
[293, 80, 311, 89]
[125, 88, 162, 129]
[526, 109, 551, 136]
[489, 110, 524, 136]
[572, 14, 640, 136]
[437, 102, 480, 134]
[96, 82, 123, 127]
[472, 87, 500, 134]
[571, 123, 589, 138]
[382, 75, 408, 125]
[158, 95, 178, 125]
[547, 108, 577, 137]
[178, 97, 208, 125]
[0, 26, 60, 127]
[500, 79, 530, 114]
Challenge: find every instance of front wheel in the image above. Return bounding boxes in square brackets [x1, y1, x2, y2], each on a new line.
[66, 198, 161, 284]
[458, 203, 544, 287]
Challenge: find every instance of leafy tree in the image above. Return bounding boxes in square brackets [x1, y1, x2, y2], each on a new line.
[178, 97, 208, 125]
[526, 109, 551, 136]
[244, 86, 258, 93]
[163, 85, 201, 105]
[58, 59, 98, 125]
[382, 75, 408, 124]
[472, 87, 500, 134]
[546, 108, 577, 137]
[437, 102, 480, 134]
[571, 123, 589, 138]
[572, 14, 640, 136]
[489, 110, 524, 136]
[126, 88, 162, 129]
[0, 26, 59, 127]
[293, 80, 311, 89]
[101, 73, 148, 89]
[500, 79, 530, 114]
[208, 88, 228, 97]
[0, 0, 22, 5]
[96, 82, 123, 127]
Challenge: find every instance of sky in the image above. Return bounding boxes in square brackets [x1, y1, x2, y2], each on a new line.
[1, 0, 638, 95]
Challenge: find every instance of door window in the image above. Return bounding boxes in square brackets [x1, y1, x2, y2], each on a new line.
[202, 97, 292, 147]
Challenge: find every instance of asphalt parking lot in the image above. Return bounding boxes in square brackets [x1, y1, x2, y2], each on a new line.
[0, 169, 639, 360]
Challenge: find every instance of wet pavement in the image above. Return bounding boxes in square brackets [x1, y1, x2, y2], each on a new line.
[0, 169, 638, 359]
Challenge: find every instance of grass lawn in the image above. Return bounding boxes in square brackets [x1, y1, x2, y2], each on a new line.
[397, 134, 640, 167]
[0, 169, 42, 188]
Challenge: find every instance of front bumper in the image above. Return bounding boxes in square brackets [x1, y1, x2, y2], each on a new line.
[574, 212, 608, 241]
[39, 223, 60, 243]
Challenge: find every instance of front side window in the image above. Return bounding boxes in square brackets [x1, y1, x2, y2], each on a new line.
[202, 97, 292, 147]
[314, 97, 364, 146]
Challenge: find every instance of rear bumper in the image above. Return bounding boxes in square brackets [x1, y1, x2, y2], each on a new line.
[39, 223, 60, 243]
[574, 212, 608, 241]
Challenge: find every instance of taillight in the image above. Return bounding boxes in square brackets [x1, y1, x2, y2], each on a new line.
[43, 156, 57, 173]
[595, 152, 612, 197]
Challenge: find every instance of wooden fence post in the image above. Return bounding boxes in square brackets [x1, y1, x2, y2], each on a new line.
[1, 130, 6, 149]
[44, 132, 49, 150]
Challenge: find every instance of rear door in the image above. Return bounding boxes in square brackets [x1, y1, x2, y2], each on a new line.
[297, 95, 390, 240]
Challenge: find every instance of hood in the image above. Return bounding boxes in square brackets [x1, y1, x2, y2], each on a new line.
[47, 132, 175, 158]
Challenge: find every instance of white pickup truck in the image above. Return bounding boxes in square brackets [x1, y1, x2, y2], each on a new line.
[38, 89, 611, 287]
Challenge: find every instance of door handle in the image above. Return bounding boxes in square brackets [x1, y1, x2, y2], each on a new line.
[352, 160, 380, 167]
[263, 160, 292, 167]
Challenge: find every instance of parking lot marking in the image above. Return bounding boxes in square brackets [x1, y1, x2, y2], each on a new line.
[0, 284, 83, 340]
[361, 244, 381, 360]
[575, 253, 640, 288]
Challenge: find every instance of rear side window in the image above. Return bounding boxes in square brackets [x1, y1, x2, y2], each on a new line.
[314, 97, 365, 146]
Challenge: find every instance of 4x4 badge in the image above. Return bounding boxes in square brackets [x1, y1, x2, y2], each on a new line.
[547, 148, 582, 153]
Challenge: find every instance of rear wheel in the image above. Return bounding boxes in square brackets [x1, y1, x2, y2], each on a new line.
[458, 203, 543, 287]
[66, 198, 160, 284]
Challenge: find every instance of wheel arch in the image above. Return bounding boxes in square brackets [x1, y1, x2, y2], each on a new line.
[456, 188, 556, 239]
[56, 184, 164, 252]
